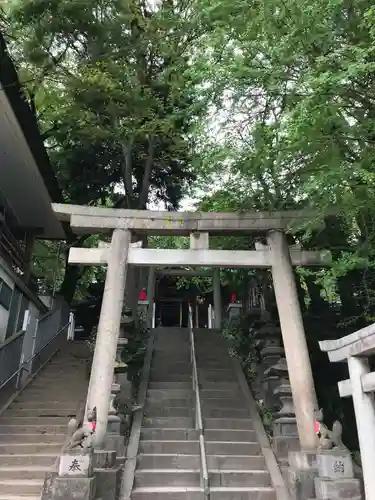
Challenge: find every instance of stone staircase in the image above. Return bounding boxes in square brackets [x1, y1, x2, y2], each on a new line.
[0, 341, 89, 500]
[130, 327, 278, 500]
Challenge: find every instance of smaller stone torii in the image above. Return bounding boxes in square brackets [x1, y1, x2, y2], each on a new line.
[53, 203, 331, 452]
[319, 324, 375, 500]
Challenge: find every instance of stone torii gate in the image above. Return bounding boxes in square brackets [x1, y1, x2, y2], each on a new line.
[53, 203, 330, 452]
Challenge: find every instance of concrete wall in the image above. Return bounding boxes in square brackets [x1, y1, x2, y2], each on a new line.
[0, 256, 49, 344]
[19, 301, 39, 386]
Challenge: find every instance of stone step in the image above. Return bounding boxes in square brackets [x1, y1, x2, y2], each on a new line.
[148, 382, 191, 390]
[0, 467, 49, 480]
[150, 374, 192, 381]
[155, 330, 189, 335]
[144, 408, 249, 421]
[204, 430, 257, 442]
[146, 398, 193, 407]
[195, 358, 230, 364]
[16, 392, 85, 400]
[14, 397, 81, 405]
[0, 434, 65, 444]
[150, 375, 192, 382]
[209, 471, 271, 487]
[153, 351, 190, 356]
[25, 384, 87, 392]
[198, 369, 235, 376]
[0, 425, 67, 434]
[5, 409, 76, 417]
[155, 331, 189, 336]
[46, 363, 87, 369]
[204, 419, 253, 430]
[10, 401, 80, 409]
[33, 375, 86, 381]
[0, 443, 62, 455]
[195, 352, 229, 358]
[200, 390, 241, 399]
[197, 366, 234, 373]
[0, 417, 68, 426]
[147, 390, 192, 399]
[140, 441, 199, 455]
[131, 488, 203, 500]
[134, 469, 271, 488]
[28, 384, 86, 391]
[153, 345, 190, 350]
[131, 487, 276, 500]
[207, 455, 266, 470]
[30, 372, 87, 378]
[135, 469, 200, 488]
[151, 362, 190, 369]
[143, 417, 193, 429]
[202, 408, 249, 419]
[153, 349, 190, 355]
[195, 348, 228, 353]
[0, 479, 43, 496]
[196, 360, 231, 365]
[200, 399, 245, 409]
[153, 344, 191, 348]
[150, 369, 191, 376]
[199, 383, 239, 390]
[137, 454, 266, 470]
[144, 407, 191, 418]
[31, 371, 87, 377]
[209, 487, 276, 500]
[153, 342, 189, 348]
[138, 454, 199, 469]
[151, 364, 192, 372]
[140, 429, 199, 441]
[200, 377, 237, 384]
[46, 364, 88, 369]
[195, 346, 228, 351]
[205, 442, 260, 456]
[0, 454, 56, 467]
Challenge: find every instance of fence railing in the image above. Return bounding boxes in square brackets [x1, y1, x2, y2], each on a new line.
[188, 304, 209, 498]
[0, 331, 25, 399]
[0, 307, 73, 405]
[32, 301, 70, 373]
[0, 320, 70, 394]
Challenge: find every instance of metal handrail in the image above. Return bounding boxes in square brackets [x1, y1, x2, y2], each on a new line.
[0, 319, 71, 392]
[188, 304, 209, 498]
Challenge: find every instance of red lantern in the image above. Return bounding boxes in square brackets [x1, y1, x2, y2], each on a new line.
[139, 289, 147, 301]
[231, 292, 237, 303]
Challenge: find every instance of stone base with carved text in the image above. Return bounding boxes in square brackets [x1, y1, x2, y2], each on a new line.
[315, 450, 363, 500]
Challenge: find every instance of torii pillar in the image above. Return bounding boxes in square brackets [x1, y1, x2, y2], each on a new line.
[147, 267, 156, 329]
[267, 230, 317, 451]
[213, 268, 222, 329]
[86, 228, 131, 447]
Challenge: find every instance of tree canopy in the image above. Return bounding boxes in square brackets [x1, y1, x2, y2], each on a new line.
[2, 0, 205, 300]
[3, 0, 375, 318]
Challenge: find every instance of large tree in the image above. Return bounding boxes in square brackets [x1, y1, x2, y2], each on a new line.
[190, 0, 375, 321]
[3, 0, 204, 302]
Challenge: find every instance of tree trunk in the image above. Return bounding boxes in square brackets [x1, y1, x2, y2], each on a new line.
[58, 261, 83, 304]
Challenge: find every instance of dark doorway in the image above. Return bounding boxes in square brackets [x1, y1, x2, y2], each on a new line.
[157, 301, 180, 327]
